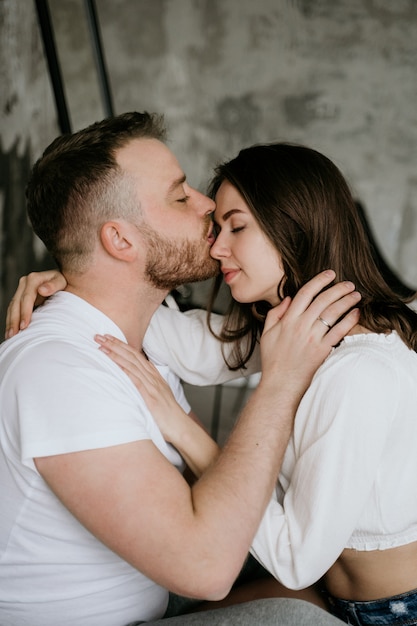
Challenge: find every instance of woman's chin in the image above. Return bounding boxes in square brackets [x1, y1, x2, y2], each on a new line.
[230, 290, 251, 304]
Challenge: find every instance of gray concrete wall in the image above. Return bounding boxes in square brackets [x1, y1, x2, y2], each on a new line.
[1, 0, 417, 328]
[0, 0, 59, 326]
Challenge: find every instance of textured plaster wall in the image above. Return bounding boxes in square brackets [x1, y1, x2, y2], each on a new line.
[1, 0, 417, 327]
[98, 0, 417, 288]
[0, 0, 59, 325]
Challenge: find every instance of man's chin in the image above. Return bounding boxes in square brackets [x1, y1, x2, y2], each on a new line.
[182, 266, 219, 286]
[146, 267, 218, 291]
[144, 243, 219, 290]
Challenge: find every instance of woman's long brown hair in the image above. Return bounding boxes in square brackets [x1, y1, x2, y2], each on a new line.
[207, 143, 417, 370]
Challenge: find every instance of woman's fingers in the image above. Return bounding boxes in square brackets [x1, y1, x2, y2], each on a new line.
[264, 271, 361, 345]
[259, 272, 362, 398]
[95, 335, 166, 395]
[5, 270, 67, 338]
[325, 307, 360, 345]
[262, 297, 292, 334]
[283, 270, 338, 318]
[313, 288, 361, 327]
[307, 283, 360, 325]
[5, 276, 37, 338]
[304, 284, 362, 347]
[95, 334, 149, 372]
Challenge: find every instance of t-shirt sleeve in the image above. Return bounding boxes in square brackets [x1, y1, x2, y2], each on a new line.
[8, 341, 170, 462]
[144, 305, 261, 385]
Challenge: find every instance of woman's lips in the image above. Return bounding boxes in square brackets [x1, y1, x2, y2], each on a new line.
[221, 268, 240, 284]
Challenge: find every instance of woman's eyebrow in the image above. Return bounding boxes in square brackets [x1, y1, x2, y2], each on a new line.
[217, 208, 245, 222]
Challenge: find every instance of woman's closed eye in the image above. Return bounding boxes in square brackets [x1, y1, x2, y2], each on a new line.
[212, 222, 245, 236]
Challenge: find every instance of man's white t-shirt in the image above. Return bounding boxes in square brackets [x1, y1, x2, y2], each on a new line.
[0, 292, 190, 626]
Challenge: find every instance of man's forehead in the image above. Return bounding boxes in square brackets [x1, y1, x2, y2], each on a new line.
[167, 174, 187, 195]
[116, 138, 182, 180]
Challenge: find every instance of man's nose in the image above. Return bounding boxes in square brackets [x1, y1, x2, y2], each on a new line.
[194, 189, 215, 216]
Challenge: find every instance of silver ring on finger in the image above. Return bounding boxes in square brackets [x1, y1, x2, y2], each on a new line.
[317, 316, 332, 329]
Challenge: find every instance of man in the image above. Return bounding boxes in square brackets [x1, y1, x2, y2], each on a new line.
[0, 112, 359, 625]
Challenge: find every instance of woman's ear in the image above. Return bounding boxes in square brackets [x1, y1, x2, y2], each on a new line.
[100, 221, 137, 262]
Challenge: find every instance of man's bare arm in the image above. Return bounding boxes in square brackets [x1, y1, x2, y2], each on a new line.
[36, 271, 360, 601]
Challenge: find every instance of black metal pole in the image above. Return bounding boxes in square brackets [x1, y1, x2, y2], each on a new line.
[34, 0, 72, 134]
[84, 0, 114, 117]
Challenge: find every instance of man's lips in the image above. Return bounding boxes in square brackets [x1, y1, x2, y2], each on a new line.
[206, 224, 216, 245]
[221, 268, 240, 284]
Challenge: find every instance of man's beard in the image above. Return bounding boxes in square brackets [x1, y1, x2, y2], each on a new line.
[141, 224, 219, 291]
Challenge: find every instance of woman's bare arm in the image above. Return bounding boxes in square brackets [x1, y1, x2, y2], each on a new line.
[95, 333, 220, 477]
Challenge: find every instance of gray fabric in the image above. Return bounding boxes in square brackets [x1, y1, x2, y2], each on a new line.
[137, 598, 345, 624]
[161, 554, 271, 619]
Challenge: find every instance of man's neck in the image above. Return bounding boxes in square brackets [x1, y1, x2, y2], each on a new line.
[65, 280, 169, 351]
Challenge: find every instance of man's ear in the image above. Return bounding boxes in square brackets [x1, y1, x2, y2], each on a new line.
[100, 221, 137, 262]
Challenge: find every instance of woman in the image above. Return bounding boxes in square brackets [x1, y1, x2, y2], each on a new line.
[95, 142, 417, 626]
[6, 143, 417, 624]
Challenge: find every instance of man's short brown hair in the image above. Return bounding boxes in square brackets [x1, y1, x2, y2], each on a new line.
[26, 112, 166, 273]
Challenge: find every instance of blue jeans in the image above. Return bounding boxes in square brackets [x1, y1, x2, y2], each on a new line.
[325, 588, 417, 625]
